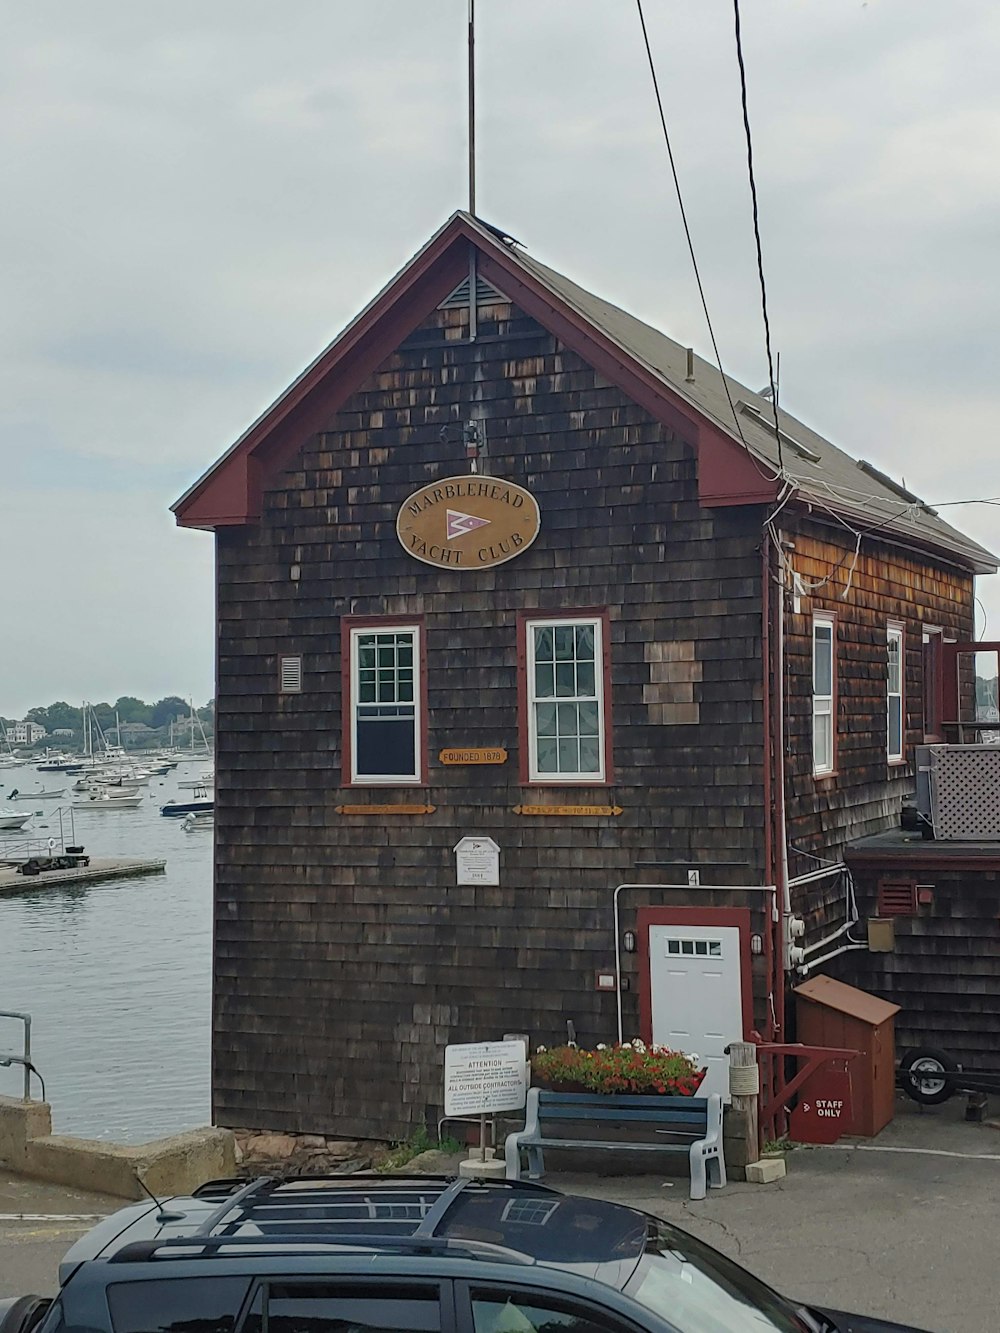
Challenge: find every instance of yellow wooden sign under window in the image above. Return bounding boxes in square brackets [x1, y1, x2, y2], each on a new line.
[439, 748, 508, 765]
[336, 804, 435, 816]
[514, 804, 624, 817]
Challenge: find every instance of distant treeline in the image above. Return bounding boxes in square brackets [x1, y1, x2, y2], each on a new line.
[2, 696, 214, 741]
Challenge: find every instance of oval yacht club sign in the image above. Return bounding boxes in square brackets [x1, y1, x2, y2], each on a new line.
[396, 474, 541, 571]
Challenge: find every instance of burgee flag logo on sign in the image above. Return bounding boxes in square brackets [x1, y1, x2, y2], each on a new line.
[446, 509, 491, 540]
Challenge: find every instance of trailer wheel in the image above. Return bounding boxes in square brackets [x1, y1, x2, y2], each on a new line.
[900, 1047, 959, 1105]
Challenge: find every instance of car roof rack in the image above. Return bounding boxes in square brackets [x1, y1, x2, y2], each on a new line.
[109, 1175, 565, 1265]
[108, 1232, 534, 1266]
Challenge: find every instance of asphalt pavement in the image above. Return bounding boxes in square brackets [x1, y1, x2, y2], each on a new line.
[0, 1093, 996, 1332]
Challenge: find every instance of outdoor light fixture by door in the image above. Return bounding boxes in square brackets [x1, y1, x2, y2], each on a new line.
[623, 930, 637, 953]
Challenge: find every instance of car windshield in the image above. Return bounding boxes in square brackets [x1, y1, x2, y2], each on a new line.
[625, 1220, 820, 1333]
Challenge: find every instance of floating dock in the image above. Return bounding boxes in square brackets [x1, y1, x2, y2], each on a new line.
[0, 857, 166, 894]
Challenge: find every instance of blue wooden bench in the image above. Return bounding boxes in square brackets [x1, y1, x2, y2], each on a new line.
[504, 1088, 726, 1200]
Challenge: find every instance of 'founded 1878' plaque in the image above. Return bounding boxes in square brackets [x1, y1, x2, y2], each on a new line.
[396, 475, 540, 571]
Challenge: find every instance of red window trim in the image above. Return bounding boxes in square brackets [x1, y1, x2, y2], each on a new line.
[340, 614, 429, 787]
[887, 620, 906, 765]
[812, 610, 839, 779]
[516, 607, 614, 786]
[636, 907, 754, 1046]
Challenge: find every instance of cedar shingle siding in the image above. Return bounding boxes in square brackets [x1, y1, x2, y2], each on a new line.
[189, 216, 994, 1137]
[213, 302, 768, 1137]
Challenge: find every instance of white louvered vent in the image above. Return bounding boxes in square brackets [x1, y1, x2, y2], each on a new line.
[438, 274, 509, 309]
[279, 655, 303, 694]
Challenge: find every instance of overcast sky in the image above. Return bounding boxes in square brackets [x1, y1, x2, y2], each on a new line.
[2, 1, 998, 718]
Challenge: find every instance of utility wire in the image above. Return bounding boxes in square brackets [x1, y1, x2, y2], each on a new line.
[731, 0, 783, 476]
[634, 0, 781, 485]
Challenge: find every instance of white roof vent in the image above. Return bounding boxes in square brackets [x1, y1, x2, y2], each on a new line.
[438, 274, 509, 309]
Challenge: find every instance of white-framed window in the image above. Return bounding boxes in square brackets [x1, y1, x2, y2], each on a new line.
[812, 615, 835, 775]
[526, 616, 606, 782]
[887, 625, 904, 761]
[349, 625, 421, 783]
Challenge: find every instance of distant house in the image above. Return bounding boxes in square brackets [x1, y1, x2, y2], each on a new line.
[8, 721, 47, 744]
[175, 212, 997, 1139]
[52, 728, 75, 738]
[119, 722, 154, 738]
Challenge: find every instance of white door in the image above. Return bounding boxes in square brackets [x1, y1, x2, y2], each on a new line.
[648, 925, 744, 1102]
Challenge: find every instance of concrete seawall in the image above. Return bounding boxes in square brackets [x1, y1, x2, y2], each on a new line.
[0, 1095, 235, 1198]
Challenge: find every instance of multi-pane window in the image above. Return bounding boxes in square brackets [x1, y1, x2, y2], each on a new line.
[666, 939, 722, 957]
[350, 626, 420, 782]
[812, 615, 835, 775]
[887, 626, 904, 761]
[526, 617, 605, 781]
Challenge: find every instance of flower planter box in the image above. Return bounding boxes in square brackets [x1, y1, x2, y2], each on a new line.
[529, 1041, 707, 1098]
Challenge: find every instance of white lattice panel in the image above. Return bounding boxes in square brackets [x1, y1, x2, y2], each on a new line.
[930, 745, 1000, 840]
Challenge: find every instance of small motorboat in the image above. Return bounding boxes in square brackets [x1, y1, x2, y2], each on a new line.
[0, 808, 33, 830]
[5, 787, 66, 800]
[178, 772, 214, 790]
[161, 785, 214, 818]
[71, 791, 143, 810]
[72, 775, 139, 794]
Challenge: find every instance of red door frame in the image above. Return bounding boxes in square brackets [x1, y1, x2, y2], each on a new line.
[637, 907, 754, 1045]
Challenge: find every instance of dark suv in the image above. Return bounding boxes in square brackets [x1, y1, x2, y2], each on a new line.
[0, 1175, 929, 1333]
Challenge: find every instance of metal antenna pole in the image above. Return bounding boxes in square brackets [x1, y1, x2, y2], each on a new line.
[468, 0, 476, 216]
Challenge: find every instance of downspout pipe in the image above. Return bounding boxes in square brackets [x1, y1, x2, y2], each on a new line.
[764, 528, 790, 1040]
[761, 532, 775, 1040]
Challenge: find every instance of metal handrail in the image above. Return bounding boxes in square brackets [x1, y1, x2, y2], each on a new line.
[0, 1010, 32, 1099]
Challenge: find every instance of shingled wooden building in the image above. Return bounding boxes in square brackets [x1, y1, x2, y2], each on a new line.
[174, 212, 996, 1138]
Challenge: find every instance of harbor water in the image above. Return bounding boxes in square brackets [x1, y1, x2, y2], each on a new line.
[0, 759, 213, 1142]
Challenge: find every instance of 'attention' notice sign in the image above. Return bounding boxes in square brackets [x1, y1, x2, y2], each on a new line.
[396, 475, 540, 571]
[444, 1040, 528, 1116]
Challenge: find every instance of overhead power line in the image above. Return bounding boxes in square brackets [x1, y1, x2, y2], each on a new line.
[731, 0, 784, 477]
[634, 0, 783, 485]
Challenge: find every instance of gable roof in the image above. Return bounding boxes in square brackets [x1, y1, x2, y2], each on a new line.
[173, 212, 996, 574]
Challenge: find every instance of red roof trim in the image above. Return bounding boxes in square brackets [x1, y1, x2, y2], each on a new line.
[174, 215, 476, 527]
[174, 212, 780, 528]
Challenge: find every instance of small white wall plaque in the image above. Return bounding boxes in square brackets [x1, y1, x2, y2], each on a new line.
[444, 1040, 528, 1116]
[454, 835, 500, 886]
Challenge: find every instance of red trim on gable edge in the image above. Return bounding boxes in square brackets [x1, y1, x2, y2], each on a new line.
[477, 253, 780, 511]
[174, 211, 781, 529]
[696, 424, 781, 507]
[174, 226, 471, 529]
